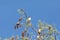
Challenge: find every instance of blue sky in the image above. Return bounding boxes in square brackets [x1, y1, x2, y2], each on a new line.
[0, 0, 60, 40]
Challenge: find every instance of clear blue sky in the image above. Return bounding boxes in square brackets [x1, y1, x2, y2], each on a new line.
[0, 0, 60, 40]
